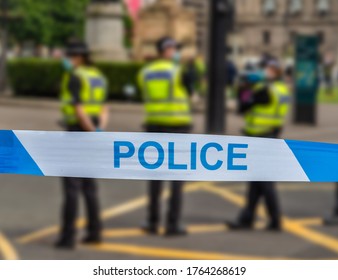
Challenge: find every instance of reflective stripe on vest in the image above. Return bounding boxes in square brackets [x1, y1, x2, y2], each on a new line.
[139, 60, 192, 126]
[60, 67, 107, 125]
[245, 81, 290, 135]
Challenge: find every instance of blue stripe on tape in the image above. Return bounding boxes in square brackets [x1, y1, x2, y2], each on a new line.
[285, 139, 338, 182]
[0, 130, 43, 176]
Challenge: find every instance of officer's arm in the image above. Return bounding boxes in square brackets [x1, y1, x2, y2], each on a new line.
[252, 85, 271, 105]
[69, 75, 96, 132]
[237, 84, 253, 114]
[97, 78, 109, 130]
[182, 70, 195, 97]
[75, 106, 96, 132]
[99, 105, 109, 130]
[238, 84, 271, 113]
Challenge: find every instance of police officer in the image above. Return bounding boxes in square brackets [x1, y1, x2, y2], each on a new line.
[323, 184, 338, 225]
[55, 40, 109, 249]
[138, 37, 193, 236]
[226, 60, 290, 231]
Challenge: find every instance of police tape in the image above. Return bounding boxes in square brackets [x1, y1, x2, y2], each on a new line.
[0, 130, 337, 182]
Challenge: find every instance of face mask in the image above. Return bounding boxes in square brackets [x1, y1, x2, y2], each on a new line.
[257, 70, 266, 81]
[172, 52, 181, 64]
[62, 58, 73, 71]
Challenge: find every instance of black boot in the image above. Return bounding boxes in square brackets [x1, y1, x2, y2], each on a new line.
[225, 220, 253, 230]
[141, 223, 159, 235]
[165, 225, 187, 237]
[54, 238, 75, 250]
[323, 216, 338, 226]
[81, 235, 102, 245]
[265, 221, 282, 232]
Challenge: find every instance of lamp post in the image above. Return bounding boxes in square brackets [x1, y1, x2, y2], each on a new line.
[206, 0, 234, 134]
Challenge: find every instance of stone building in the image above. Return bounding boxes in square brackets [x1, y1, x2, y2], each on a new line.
[134, 0, 338, 63]
[234, 0, 338, 63]
[137, 0, 208, 54]
[133, 0, 199, 60]
[180, 0, 209, 56]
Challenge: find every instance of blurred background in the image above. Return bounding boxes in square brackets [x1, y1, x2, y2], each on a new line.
[1, 0, 338, 260]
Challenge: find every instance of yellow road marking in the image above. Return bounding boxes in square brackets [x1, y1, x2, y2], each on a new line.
[283, 220, 338, 254]
[201, 183, 338, 255]
[0, 232, 18, 260]
[277, 185, 333, 192]
[103, 224, 227, 239]
[17, 196, 147, 244]
[103, 228, 146, 238]
[217, 184, 334, 193]
[188, 224, 227, 234]
[86, 242, 270, 260]
[202, 184, 246, 207]
[18, 183, 201, 244]
[103, 222, 267, 239]
[293, 218, 322, 227]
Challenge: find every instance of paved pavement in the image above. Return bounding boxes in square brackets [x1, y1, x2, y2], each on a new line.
[1, 98, 338, 260]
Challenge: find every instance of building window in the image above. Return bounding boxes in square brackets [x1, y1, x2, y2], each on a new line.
[317, 0, 330, 15]
[262, 0, 276, 16]
[289, 0, 302, 15]
[263, 30, 271, 45]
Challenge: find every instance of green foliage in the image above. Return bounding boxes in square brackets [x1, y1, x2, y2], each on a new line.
[98, 61, 143, 100]
[8, 0, 90, 46]
[7, 58, 64, 97]
[121, 1, 134, 49]
[123, 13, 134, 49]
[8, 0, 49, 44]
[47, 0, 91, 46]
[7, 58, 144, 100]
[318, 86, 338, 104]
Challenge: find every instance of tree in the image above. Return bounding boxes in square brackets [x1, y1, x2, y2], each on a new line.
[8, 0, 90, 47]
[48, 0, 90, 46]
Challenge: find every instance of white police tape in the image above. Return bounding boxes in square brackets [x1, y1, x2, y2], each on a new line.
[0, 130, 338, 182]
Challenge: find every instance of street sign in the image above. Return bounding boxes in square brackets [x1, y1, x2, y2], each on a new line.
[294, 35, 320, 125]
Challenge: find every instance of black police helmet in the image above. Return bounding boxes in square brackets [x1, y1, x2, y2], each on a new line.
[65, 40, 91, 57]
[156, 37, 181, 54]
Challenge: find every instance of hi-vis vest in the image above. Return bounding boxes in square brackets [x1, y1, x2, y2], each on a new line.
[138, 60, 192, 126]
[60, 66, 107, 125]
[244, 81, 290, 136]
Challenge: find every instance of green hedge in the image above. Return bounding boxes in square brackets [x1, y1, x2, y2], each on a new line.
[7, 58, 144, 101]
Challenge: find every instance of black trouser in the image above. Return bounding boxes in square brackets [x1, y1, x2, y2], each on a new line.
[61, 177, 101, 241]
[239, 181, 280, 227]
[146, 125, 191, 228]
[59, 124, 101, 241]
[148, 180, 184, 227]
[333, 183, 338, 216]
[238, 130, 281, 227]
